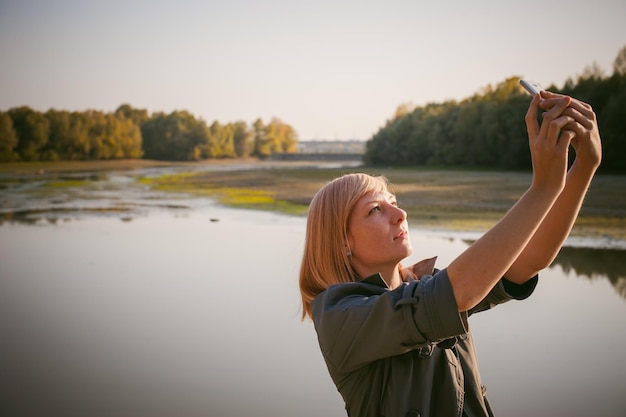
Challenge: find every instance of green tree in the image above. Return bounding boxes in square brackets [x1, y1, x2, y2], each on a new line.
[45, 109, 93, 160]
[596, 73, 626, 172]
[206, 121, 236, 158]
[44, 109, 71, 160]
[252, 118, 269, 158]
[82, 111, 141, 160]
[87, 111, 113, 159]
[232, 121, 254, 158]
[426, 103, 459, 166]
[115, 104, 149, 127]
[363, 59, 626, 173]
[111, 114, 143, 159]
[9, 106, 49, 161]
[251, 118, 298, 158]
[0, 112, 18, 161]
[142, 111, 209, 161]
[268, 117, 298, 153]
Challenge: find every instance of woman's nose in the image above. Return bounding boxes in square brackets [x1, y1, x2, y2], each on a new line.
[392, 205, 407, 223]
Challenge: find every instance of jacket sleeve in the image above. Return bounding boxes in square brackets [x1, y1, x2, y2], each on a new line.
[311, 268, 467, 373]
[468, 274, 538, 316]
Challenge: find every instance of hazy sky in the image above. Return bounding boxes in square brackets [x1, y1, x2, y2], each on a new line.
[1, 0, 624, 140]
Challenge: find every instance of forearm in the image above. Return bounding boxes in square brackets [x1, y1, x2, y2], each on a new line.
[448, 185, 559, 311]
[446, 91, 596, 311]
[505, 160, 597, 283]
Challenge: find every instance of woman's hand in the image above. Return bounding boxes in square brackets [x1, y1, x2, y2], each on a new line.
[525, 93, 575, 192]
[504, 92, 602, 284]
[539, 91, 602, 172]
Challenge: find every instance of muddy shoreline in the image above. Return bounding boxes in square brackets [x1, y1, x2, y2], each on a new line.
[1, 159, 625, 246]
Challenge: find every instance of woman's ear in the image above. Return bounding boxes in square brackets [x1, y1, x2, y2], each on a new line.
[345, 230, 354, 257]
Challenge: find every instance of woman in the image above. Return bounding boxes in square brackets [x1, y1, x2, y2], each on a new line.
[299, 91, 602, 417]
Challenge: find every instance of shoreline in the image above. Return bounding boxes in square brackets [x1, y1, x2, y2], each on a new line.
[1, 159, 625, 247]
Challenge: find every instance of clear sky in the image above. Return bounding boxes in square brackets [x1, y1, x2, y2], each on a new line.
[1, 0, 624, 140]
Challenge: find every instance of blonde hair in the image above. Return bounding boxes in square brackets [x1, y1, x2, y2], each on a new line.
[299, 173, 390, 320]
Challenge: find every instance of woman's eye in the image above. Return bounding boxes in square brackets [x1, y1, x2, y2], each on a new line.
[369, 206, 381, 215]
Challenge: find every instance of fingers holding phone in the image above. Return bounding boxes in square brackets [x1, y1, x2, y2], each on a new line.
[563, 101, 602, 169]
[524, 93, 574, 190]
[535, 90, 602, 169]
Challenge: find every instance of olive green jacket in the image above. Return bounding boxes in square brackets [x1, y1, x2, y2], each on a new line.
[311, 265, 537, 417]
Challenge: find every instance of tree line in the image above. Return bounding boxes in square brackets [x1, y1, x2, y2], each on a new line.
[2, 46, 625, 172]
[364, 46, 626, 173]
[0, 104, 298, 162]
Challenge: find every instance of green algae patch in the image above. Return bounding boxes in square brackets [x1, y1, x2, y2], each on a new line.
[218, 188, 275, 206]
[214, 187, 308, 214]
[140, 172, 309, 215]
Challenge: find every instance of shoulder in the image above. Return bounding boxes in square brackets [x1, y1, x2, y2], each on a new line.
[312, 274, 389, 310]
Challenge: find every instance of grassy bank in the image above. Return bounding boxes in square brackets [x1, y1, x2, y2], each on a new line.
[2, 159, 625, 240]
[140, 161, 626, 240]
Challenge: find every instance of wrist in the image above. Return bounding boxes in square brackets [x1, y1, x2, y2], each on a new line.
[529, 177, 566, 199]
[570, 158, 599, 177]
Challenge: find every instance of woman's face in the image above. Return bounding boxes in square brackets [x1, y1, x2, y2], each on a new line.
[346, 190, 413, 278]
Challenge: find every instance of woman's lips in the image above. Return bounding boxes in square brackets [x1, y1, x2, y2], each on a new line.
[394, 229, 408, 240]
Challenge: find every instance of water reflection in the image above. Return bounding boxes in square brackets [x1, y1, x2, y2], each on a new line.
[0, 203, 624, 416]
[1, 164, 625, 417]
[0, 167, 199, 225]
[555, 246, 626, 299]
[417, 233, 626, 302]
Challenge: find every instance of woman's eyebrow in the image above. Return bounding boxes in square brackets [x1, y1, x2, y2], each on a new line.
[356, 197, 380, 212]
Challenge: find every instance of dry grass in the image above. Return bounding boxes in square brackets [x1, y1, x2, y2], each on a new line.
[143, 163, 626, 239]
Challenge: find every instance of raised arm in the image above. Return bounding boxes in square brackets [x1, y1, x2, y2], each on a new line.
[505, 92, 602, 282]
[446, 94, 575, 312]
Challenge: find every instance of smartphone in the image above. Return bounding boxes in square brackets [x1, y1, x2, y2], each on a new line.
[520, 79, 543, 96]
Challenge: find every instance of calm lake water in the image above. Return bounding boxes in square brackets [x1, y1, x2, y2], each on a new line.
[0, 167, 625, 417]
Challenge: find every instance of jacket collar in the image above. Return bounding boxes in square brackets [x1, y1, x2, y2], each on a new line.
[358, 256, 438, 289]
[360, 273, 388, 288]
